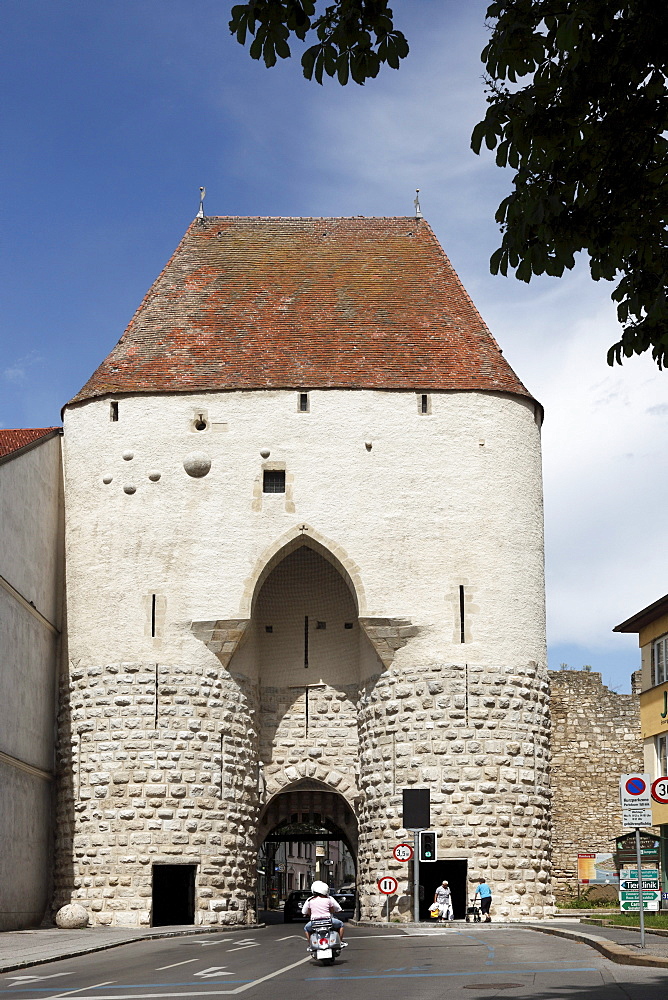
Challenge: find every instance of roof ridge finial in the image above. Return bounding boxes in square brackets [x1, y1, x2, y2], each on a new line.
[414, 188, 422, 219]
[197, 186, 206, 219]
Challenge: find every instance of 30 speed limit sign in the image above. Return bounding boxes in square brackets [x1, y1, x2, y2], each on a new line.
[652, 777, 668, 804]
[393, 843, 413, 862]
[378, 875, 398, 895]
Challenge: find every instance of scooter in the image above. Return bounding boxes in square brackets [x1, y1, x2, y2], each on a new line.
[308, 918, 342, 965]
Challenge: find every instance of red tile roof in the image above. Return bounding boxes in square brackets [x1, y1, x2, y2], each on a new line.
[0, 428, 60, 458]
[68, 216, 535, 405]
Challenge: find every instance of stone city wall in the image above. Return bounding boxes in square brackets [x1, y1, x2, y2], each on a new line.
[549, 669, 642, 901]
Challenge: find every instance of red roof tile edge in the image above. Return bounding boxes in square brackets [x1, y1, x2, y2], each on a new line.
[0, 427, 61, 460]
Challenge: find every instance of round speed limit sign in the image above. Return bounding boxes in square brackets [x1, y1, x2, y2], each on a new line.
[393, 843, 413, 862]
[652, 776, 668, 804]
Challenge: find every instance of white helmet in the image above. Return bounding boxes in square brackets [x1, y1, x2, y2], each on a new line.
[311, 880, 329, 896]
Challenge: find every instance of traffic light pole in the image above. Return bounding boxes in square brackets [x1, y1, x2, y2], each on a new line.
[411, 829, 423, 923]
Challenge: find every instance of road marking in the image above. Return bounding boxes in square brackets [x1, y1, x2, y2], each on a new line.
[229, 956, 312, 995]
[19, 956, 314, 1000]
[226, 945, 259, 953]
[193, 969, 233, 979]
[155, 962, 198, 972]
[276, 935, 302, 941]
[7, 976, 73, 983]
[47, 982, 116, 999]
[305, 967, 599, 981]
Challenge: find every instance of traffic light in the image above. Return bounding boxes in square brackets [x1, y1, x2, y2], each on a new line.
[419, 830, 437, 862]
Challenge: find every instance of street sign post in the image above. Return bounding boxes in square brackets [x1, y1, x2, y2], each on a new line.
[619, 775, 653, 948]
[393, 843, 413, 862]
[620, 773, 653, 828]
[378, 875, 398, 923]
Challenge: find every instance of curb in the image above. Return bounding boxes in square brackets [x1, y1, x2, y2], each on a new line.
[525, 923, 668, 969]
[0, 924, 266, 974]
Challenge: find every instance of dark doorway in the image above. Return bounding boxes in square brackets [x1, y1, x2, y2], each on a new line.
[152, 864, 196, 926]
[419, 859, 468, 920]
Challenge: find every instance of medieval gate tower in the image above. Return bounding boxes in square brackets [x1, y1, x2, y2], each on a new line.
[55, 215, 552, 926]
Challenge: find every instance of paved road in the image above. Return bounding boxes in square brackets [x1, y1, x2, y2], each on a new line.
[1, 923, 667, 1000]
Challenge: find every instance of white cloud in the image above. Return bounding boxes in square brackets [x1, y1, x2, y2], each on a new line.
[2, 351, 44, 383]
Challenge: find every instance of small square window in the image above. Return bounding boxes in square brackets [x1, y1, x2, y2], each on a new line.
[263, 470, 286, 493]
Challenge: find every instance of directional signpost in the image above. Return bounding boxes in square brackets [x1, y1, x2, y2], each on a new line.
[619, 774, 653, 947]
[619, 867, 660, 911]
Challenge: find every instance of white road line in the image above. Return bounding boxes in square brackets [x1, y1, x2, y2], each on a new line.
[226, 945, 259, 952]
[231, 955, 312, 994]
[22, 956, 313, 1000]
[155, 961, 199, 971]
[276, 934, 302, 941]
[8, 974, 74, 982]
[47, 982, 116, 999]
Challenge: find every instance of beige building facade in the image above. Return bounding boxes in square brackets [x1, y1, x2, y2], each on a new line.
[0, 429, 64, 930]
[52, 215, 553, 925]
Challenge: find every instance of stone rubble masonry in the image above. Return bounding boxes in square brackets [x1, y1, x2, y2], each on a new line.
[54, 661, 260, 927]
[357, 659, 552, 920]
[54, 653, 554, 924]
[549, 669, 642, 900]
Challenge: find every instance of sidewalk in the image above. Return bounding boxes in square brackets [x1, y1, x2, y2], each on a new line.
[527, 919, 668, 969]
[0, 924, 262, 974]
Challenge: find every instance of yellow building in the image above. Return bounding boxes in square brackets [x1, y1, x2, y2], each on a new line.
[615, 594, 668, 897]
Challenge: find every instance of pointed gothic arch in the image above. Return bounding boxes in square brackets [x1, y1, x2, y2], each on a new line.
[239, 525, 367, 619]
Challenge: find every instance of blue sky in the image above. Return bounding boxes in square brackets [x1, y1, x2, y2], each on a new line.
[2, 1, 666, 692]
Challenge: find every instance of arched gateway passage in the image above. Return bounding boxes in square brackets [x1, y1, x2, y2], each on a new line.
[237, 539, 366, 913]
[257, 781, 358, 910]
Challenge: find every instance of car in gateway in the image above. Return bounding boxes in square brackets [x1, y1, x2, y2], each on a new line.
[332, 889, 356, 911]
[283, 890, 313, 922]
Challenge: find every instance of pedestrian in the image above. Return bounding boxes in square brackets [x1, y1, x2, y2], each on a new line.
[433, 880, 453, 922]
[474, 877, 492, 922]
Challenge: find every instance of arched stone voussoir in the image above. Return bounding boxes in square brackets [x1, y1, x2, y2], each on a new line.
[264, 760, 359, 802]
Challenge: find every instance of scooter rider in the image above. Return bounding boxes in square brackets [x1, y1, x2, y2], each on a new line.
[302, 881, 347, 946]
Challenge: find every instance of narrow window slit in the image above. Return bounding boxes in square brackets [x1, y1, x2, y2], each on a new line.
[304, 615, 309, 668]
[459, 585, 466, 644]
[298, 392, 309, 412]
[110, 401, 119, 422]
[151, 594, 157, 637]
[421, 394, 428, 414]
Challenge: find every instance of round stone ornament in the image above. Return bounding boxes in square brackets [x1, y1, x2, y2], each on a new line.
[123, 485, 137, 495]
[183, 452, 212, 478]
[55, 903, 89, 929]
[122, 450, 134, 461]
[148, 471, 161, 482]
[102, 475, 113, 484]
